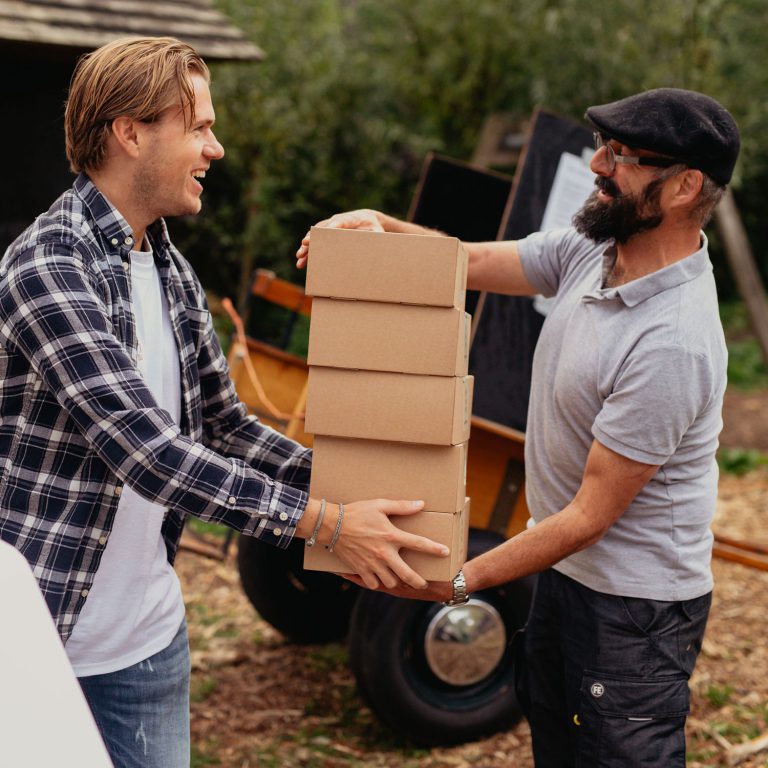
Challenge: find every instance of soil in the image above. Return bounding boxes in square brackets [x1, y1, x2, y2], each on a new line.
[180, 386, 768, 768]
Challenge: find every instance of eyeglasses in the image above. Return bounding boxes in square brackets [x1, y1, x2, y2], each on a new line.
[593, 133, 680, 173]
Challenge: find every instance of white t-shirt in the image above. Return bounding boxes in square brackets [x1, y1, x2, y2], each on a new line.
[66, 246, 186, 676]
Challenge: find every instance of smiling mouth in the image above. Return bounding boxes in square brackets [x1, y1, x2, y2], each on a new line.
[595, 178, 621, 198]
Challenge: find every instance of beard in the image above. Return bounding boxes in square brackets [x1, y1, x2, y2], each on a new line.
[573, 175, 665, 244]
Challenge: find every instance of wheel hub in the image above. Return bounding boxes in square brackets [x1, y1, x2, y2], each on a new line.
[424, 598, 507, 686]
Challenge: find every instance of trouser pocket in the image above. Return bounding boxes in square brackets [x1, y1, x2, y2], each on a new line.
[575, 672, 689, 768]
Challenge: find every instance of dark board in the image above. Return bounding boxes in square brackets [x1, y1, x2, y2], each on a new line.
[407, 153, 514, 317]
[468, 110, 594, 430]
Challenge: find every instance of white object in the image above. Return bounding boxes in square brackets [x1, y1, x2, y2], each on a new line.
[0, 540, 113, 766]
[540, 150, 596, 232]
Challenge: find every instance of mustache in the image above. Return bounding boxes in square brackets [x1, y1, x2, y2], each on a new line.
[595, 176, 622, 197]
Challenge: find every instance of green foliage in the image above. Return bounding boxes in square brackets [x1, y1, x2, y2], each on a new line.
[720, 300, 768, 389]
[190, 741, 222, 767]
[705, 683, 734, 708]
[726, 339, 768, 389]
[305, 642, 349, 674]
[168, 0, 768, 305]
[190, 676, 218, 703]
[718, 447, 768, 476]
[186, 517, 230, 541]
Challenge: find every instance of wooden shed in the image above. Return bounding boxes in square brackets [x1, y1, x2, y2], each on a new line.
[1, 0, 263, 249]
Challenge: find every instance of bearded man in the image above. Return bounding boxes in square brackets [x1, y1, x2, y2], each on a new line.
[296, 88, 740, 767]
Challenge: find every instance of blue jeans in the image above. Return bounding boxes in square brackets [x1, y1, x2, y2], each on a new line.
[518, 569, 711, 768]
[78, 619, 190, 768]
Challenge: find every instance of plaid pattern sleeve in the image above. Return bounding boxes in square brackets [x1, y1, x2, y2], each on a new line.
[0, 176, 310, 639]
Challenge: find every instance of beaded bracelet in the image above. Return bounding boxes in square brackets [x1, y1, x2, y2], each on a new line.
[327, 503, 344, 552]
[305, 498, 326, 548]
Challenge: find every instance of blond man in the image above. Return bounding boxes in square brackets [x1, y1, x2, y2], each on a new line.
[0, 37, 444, 767]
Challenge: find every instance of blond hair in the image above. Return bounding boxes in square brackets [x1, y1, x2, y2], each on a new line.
[65, 36, 210, 173]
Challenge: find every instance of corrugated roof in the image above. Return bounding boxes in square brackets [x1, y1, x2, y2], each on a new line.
[0, 0, 264, 61]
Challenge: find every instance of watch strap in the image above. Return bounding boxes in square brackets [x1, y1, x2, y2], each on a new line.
[444, 568, 469, 606]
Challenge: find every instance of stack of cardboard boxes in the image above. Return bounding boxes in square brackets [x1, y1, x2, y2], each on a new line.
[303, 227, 473, 581]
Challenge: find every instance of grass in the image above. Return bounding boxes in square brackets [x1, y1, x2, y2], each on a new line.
[705, 684, 734, 709]
[186, 517, 230, 541]
[191, 741, 222, 767]
[191, 676, 218, 703]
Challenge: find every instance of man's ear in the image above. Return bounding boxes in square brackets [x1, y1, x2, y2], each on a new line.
[673, 169, 704, 205]
[110, 116, 141, 159]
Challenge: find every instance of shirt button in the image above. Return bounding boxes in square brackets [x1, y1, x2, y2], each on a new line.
[125, 236, 134, 246]
[272, 527, 282, 536]
[228, 496, 236, 505]
[114, 485, 122, 497]
[110, 238, 118, 246]
[98, 536, 107, 545]
[81, 589, 89, 598]
[279, 512, 288, 522]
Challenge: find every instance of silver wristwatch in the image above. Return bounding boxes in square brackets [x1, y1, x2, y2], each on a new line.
[443, 569, 470, 606]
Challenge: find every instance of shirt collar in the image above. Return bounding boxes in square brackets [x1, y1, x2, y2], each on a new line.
[74, 173, 172, 263]
[586, 233, 710, 307]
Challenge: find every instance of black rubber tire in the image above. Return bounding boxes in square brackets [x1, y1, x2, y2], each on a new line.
[237, 535, 359, 644]
[347, 528, 536, 745]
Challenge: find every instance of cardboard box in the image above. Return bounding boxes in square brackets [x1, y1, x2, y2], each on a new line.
[307, 299, 471, 377]
[305, 368, 473, 445]
[303, 498, 470, 582]
[310, 436, 467, 513]
[306, 227, 468, 309]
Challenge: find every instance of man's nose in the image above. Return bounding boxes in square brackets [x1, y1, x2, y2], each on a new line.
[205, 132, 225, 160]
[590, 146, 612, 176]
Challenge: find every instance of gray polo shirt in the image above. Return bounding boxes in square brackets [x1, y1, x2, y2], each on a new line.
[518, 228, 726, 601]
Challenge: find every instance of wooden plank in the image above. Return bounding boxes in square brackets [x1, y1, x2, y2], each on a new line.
[250, 269, 313, 317]
[0, 0, 263, 59]
[37, 0, 213, 12]
[227, 338, 312, 447]
[0, 6, 249, 40]
[0, 20, 262, 59]
[714, 532, 768, 556]
[3, 0, 222, 22]
[712, 542, 768, 572]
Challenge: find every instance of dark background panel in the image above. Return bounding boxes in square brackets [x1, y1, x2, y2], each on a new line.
[468, 110, 594, 430]
[407, 153, 514, 317]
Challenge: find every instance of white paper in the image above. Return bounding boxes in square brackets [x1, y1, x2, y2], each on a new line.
[540, 150, 596, 232]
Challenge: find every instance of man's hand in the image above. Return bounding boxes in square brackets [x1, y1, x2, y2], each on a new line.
[341, 573, 453, 603]
[330, 498, 449, 591]
[295, 208, 385, 268]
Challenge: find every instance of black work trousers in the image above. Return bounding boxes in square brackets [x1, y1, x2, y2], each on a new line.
[517, 568, 711, 768]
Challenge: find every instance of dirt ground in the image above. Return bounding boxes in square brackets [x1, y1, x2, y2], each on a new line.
[179, 386, 768, 768]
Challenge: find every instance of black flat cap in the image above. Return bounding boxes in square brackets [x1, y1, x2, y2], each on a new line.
[586, 88, 740, 185]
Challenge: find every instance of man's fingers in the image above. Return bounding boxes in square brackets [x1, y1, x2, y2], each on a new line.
[380, 499, 425, 516]
[389, 558, 428, 590]
[357, 568, 380, 590]
[377, 568, 399, 590]
[396, 531, 450, 557]
[340, 573, 367, 588]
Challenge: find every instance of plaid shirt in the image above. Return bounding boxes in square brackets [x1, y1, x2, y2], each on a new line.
[0, 174, 311, 642]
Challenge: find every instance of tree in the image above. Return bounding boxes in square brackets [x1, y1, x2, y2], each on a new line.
[171, 0, 768, 303]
